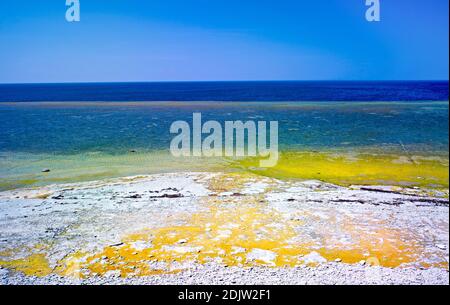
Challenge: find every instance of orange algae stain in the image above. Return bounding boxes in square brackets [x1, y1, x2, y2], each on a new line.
[64, 207, 427, 275]
[323, 217, 429, 267]
[0, 254, 52, 277]
[58, 252, 171, 278]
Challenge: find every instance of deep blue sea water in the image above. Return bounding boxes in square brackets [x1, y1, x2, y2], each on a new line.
[0, 101, 448, 154]
[0, 81, 448, 102]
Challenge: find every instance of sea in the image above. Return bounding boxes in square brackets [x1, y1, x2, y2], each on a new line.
[0, 81, 448, 102]
[0, 81, 448, 190]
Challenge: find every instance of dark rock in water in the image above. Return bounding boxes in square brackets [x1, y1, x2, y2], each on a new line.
[42, 169, 51, 173]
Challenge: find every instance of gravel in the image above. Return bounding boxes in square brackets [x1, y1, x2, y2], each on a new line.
[1, 263, 448, 285]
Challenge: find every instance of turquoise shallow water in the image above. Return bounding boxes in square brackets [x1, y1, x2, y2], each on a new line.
[0, 101, 448, 154]
[0, 101, 448, 190]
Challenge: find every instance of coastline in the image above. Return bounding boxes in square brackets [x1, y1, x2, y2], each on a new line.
[1, 98, 448, 284]
[1, 149, 448, 192]
[1, 171, 448, 285]
[1, 0, 448, 290]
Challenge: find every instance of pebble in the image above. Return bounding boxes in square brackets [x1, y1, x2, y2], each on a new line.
[4, 261, 449, 285]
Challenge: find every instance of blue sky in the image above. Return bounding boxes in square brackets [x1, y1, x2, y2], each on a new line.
[0, 0, 448, 82]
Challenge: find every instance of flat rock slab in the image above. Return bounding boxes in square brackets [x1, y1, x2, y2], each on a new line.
[0, 172, 448, 284]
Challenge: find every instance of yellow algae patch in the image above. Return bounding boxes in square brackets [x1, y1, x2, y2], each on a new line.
[0, 254, 52, 277]
[235, 151, 449, 189]
[208, 172, 259, 193]
[32, 192, 52, 199]
[59, 200, 431, 276]
[0, 244, 53, 277]
[315, 226, 424, 268]
[57, 173, 446, 278]
[54, 252, 86, 278]
[56, 245, 183, 278]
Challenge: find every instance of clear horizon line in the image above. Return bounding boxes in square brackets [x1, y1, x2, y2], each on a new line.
[0, 79, 449, 85]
